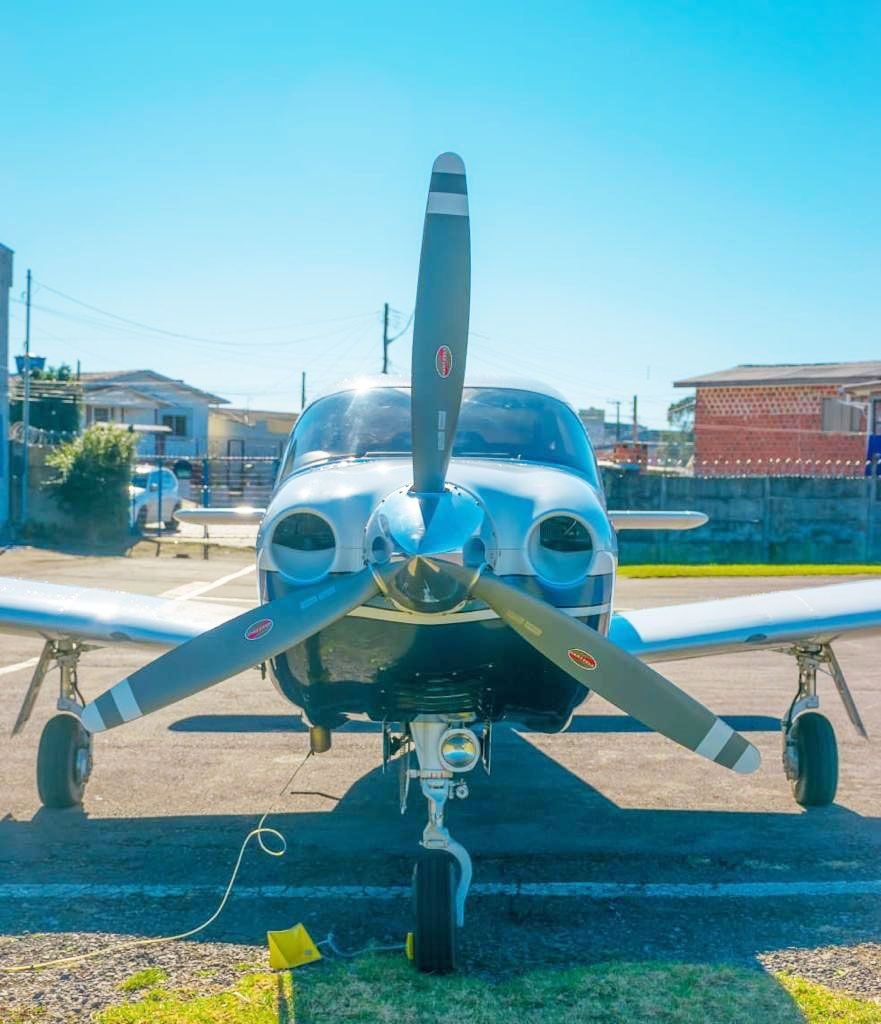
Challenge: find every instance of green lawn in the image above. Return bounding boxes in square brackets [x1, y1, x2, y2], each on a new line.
[619, 563, 881, 578]
[86, 958, 881, 1024]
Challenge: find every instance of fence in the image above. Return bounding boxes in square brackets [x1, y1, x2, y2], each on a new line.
[603, 468, 881, 564]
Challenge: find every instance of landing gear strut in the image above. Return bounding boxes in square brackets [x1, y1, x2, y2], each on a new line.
[781, 643, 867, 807]
[11, 639, 95, 809]
[403, 717, 479, 974]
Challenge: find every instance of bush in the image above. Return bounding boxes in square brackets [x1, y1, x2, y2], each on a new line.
[46, 426, 139, 540]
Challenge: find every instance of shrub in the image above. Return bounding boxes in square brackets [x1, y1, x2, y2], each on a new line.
[46, 426, 139, 540]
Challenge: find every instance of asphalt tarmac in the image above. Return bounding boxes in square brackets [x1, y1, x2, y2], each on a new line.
[1, 547, 880, 1009]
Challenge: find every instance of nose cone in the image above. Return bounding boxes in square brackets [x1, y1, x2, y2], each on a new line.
[365, 484, 493, 614]
[367, 486, 486, 562]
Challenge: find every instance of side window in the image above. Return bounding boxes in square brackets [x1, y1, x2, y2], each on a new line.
[162, 470, 176, 488]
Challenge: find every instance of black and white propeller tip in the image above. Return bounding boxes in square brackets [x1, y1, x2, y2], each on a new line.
[410, 152, 472, 496]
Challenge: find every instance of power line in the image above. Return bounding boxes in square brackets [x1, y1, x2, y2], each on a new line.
[17, 282, 379, 350]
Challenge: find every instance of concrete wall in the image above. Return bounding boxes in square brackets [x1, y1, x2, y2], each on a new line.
[602, 470, 881, 564]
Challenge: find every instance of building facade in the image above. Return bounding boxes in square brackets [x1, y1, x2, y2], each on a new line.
[675, 362, 881, 475]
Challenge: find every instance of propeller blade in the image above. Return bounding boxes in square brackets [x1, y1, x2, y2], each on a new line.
[410, 152, 471, 495]
[443, 566, 760, 773]
[79, 568, 379, 733]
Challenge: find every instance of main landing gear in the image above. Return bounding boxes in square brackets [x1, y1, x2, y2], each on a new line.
[781, 643, 868, 807]
[11, 639, 95, 809]
[389, 716, 484, 974]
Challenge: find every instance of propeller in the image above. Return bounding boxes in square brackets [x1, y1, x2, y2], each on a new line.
[410, 152, 471, 496]
[79, 568, 379, 733]
[438, 562, 761, 773]
[76, 152, 760, 781]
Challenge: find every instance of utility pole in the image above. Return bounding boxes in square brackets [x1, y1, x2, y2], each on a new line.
[300, 371, 306, 411]
[609, 400, 622, 441]
[0, 245, 12, 534]
[381, 302, 390, 374]
[21, 269, 32, 525]
[631, 394, 638, 444]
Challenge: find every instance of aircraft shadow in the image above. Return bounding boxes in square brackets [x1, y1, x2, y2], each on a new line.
[168, 713, 779, 735]
[1, 722, 879, 978]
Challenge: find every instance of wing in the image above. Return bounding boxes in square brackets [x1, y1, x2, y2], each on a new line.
[609, 578, 881, 663]
[0, 576, 239, 648]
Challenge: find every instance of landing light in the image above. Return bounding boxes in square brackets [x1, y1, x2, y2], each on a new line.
[439, 728, 481, 772]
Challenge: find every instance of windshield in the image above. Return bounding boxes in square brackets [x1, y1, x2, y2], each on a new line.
[279, 387, 599, 485]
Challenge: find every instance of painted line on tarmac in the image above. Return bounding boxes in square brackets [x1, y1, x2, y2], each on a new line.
[159, 564, 255, 602]
[0, 657, 40, 677]
[2, 880, 880, 902]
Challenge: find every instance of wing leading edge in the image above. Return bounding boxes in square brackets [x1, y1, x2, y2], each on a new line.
[609, 578, 881, 663]
[0, 577, 238, 648]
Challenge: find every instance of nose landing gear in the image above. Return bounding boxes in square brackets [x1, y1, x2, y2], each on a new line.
[404, 717, 478, 974]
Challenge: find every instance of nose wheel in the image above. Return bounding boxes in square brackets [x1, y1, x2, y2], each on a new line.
[413, 849, 458, 973]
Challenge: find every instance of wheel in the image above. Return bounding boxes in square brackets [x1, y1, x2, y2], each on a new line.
[136, 506, 148, 532]
[37, 714, 92, 808]
[412, 849, 457, 973]
[791, 712, 838, 807]
[164, 504, 182, 532]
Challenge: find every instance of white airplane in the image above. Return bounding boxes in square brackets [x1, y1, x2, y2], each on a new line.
[3, 153, 874, 973]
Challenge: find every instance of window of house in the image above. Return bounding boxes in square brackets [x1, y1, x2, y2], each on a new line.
[821, 398, 864, 433]
[93, 407, 112, 423]
[161, 414, 188, 437]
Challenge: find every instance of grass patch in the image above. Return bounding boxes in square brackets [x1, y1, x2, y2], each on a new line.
[619, 563, 881, 578]
[779, 974, 881, 1022]
[117, 966, 168, 993]
[93, 957, 881, 1023]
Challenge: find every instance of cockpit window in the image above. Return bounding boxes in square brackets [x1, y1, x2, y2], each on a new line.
[278, 387, 599, 485]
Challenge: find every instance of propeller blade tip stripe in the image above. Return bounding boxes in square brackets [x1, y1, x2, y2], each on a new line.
[432, 152, 465, 174]
[112, 678, 143, 723]
[694, 719, 734, 761]
[426, 192, 469, 217]
[80, 703, 106, 734]
[733, 744, 762, 774]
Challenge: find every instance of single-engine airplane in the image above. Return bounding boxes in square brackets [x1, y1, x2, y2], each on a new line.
[4, 153, 876, 973]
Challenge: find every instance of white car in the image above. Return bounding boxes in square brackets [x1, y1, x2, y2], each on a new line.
[129, 465, 181, 532]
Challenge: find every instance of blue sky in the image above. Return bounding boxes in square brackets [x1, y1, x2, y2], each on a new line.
[2, 2, 879, 427]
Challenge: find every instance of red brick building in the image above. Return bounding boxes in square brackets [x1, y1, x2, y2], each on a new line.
[674, 362, 881, 475]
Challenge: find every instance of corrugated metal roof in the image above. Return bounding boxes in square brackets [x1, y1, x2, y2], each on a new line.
[674, 362, 881, 388]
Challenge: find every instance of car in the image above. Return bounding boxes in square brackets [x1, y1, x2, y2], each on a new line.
[129, 465, 181, 532]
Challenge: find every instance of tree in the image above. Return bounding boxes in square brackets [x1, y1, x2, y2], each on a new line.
[11, 363, 81, 434]
[667, 394, 696, 434]
[46, 425, 139, 540]
[656, 394, 696, 466]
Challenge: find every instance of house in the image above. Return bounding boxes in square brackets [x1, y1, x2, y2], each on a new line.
[674, 362, 881, 475]
[208, 406, 298, 458]
[79, 370, 228, 456]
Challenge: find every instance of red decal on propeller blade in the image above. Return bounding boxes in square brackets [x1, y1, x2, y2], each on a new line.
[245, 618, 274, 641]
[435, 345, 453, 378]
[567, 648, 597, 670]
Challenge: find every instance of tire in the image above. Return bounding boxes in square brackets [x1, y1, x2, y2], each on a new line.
[413, 849, 457, 974]
[136, 506, 148, 532]
[164, 504, 182, 532]
[791, 711, 838, 807]
[37, 714, 91, 808]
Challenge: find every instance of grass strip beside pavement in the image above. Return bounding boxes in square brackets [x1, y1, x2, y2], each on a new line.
[91, 957, 881, 1024]
[619, 563, 881, 578]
